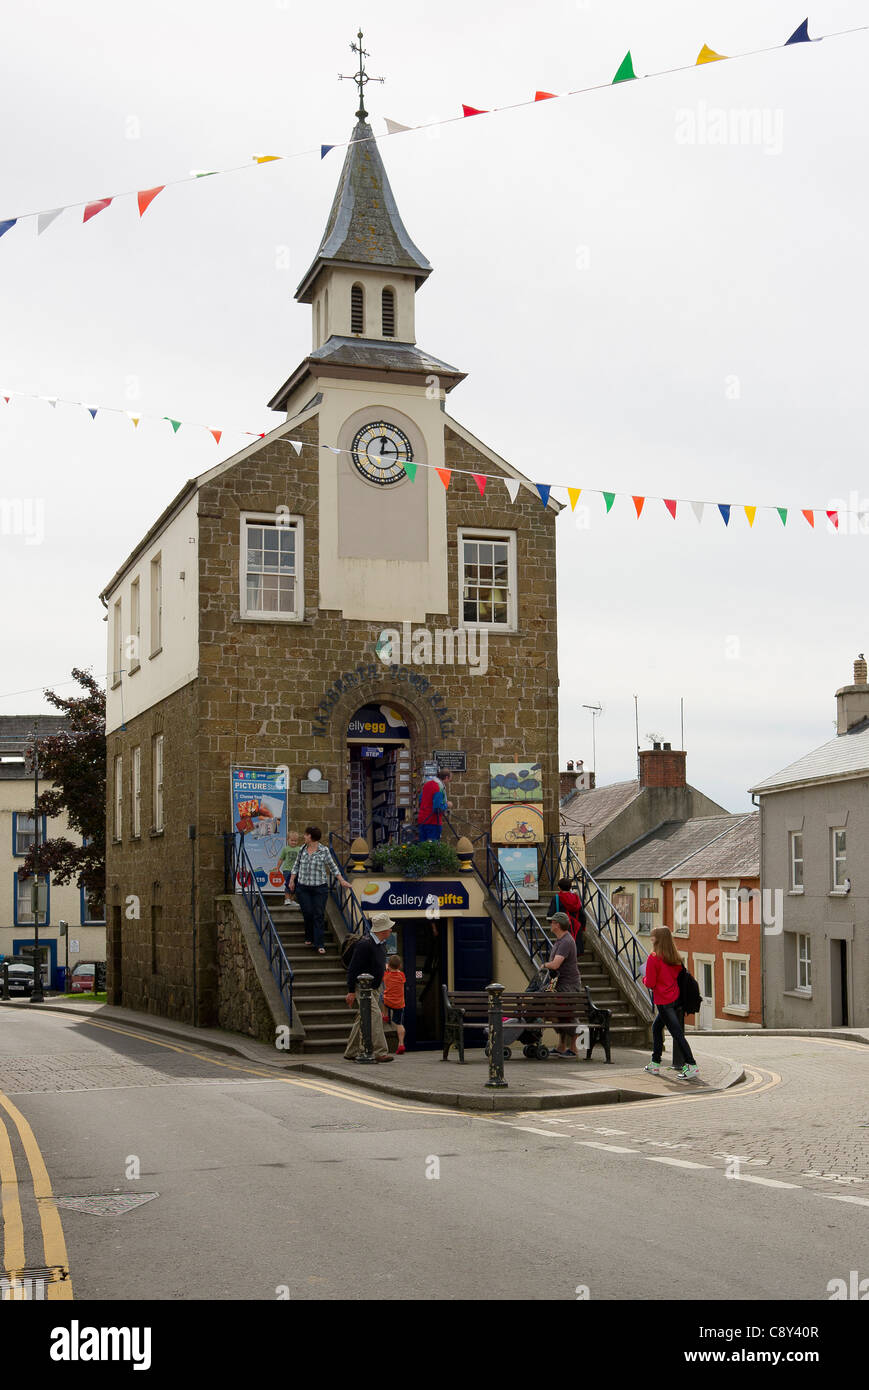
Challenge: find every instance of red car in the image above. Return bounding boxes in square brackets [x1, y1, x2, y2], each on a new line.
[69, 962, 96, 993]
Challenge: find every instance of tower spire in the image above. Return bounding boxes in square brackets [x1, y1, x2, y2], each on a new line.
[339, 29, 383, 121]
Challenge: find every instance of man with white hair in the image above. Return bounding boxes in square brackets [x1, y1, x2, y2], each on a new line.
[344, 912, 396, 1062]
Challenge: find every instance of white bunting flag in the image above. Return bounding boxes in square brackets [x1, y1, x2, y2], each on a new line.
[504, 478, 521, 503]
[37, 208, 63, 236]
[384, 118, 413, 135]
[288, 439, 303, 456]
[690, 500, 705, 524]
[45, 396, 58, 408]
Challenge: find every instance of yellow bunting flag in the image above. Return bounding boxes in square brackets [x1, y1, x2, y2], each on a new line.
[252, 154, 281, 163]
[567, 487, 581, 511]
[128, 413, 141, 428]
[696, 44, 727, 64]
[744, 505, 757, 528]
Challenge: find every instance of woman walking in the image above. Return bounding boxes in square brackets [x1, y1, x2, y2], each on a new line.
[642, 926, 698, 1079]
[288, 826, 352, 955]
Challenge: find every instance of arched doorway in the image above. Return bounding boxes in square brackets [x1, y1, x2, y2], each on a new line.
[346, 701, 414, 847]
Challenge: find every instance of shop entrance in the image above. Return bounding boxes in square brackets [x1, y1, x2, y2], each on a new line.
[393, 918, 443, 1050]
[346, 702, 413, 848]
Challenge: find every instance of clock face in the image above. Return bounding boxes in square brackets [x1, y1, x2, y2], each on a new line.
[351, 420, 413, 486]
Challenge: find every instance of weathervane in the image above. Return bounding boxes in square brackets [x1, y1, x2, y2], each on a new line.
[339, 29, 384, 121]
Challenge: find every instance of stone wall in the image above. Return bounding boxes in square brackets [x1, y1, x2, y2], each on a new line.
[215, 895, 276, 1043]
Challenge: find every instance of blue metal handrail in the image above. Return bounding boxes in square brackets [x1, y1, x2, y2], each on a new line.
[558, 837, 654, 1021]
[475, 842, 553, 968]
[223, 833, 293, 1023]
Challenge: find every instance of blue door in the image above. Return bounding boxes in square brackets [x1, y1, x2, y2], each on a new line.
[453, 918, 492, 1049]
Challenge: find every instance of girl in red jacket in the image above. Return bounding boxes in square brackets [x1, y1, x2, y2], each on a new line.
[642, 926, 698, 1079]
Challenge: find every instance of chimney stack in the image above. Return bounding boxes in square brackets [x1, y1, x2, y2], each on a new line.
[639, 745, 687, 789]
[836, 654, 869, 734]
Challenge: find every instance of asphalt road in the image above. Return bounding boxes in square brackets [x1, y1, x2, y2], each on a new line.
[0, 1008, 866, 1301]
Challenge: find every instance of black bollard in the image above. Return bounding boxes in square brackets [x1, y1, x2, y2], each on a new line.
[355, 973, 378, 1064]
[484, 982, 508, 1089]
[1, 961, 9, 1001]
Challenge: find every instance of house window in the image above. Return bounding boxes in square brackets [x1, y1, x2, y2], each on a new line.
[382, 287, 396, 337]
[129, 577, 141, 673]
[351, 283, 364, 334]
[724, 957, 749, 1010]
[112, 597, 123, 687]
[80, 887, 105, 924]
[15, 873, 48, 925]
[113, 754, 123, 841]
[673, 884, 691, 936]
[789, 831, 804, 891]
[150, 553, 162, 656]
[719, 886, 739, 939]
[831, 828, 847, 889]
[459, 530, 517, 629]
[13, 813, 44, 857]
[240, 515, 303, 620]
[797, 933, 812, 992]
[132, 746, 142, 838]
[638, 882, 654, 934]
[152, 735, 164, 833]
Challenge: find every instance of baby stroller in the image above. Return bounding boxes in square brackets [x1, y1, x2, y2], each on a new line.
[485, 967, 554, 1062]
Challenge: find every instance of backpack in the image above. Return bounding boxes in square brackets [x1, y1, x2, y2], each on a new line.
[678, 966, 702, 1016]
[340, 933, 362, 969]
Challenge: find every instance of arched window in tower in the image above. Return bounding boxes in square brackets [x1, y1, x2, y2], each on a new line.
[324, 287, 329, 339]
[382, 287, 396, 338]
[351, 283, 365, 335]
[315, 301, 321, 345]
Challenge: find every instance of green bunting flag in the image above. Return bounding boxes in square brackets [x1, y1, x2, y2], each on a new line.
[164, 417, 182, 433]
[777, 508, 788, 526]
[612, 52, 636, 84]
[403, 461, 417, 482]
[603, 492, 616, 512]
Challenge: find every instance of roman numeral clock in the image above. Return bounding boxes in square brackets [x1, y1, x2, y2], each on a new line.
[351, 419, 413, 486]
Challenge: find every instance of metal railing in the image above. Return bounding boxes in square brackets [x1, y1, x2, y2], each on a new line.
[476, 841, 553, 969]
[223, 833, 293, 1023]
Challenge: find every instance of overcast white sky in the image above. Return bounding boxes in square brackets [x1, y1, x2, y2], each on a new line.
[2, 0, 868, 811]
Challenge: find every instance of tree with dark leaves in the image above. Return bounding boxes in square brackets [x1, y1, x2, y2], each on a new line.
[20, 668, 106, 911]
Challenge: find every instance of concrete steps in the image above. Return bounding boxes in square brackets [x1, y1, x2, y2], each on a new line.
[263, 894, 349, 1051]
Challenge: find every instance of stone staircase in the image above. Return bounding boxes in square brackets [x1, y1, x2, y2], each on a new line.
[265, 894, 349, 1053]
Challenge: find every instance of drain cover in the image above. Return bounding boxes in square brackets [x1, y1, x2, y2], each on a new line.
[52, 1193, 159, 1216]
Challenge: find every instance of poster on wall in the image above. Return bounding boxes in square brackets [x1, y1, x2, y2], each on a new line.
[231, 767, 288, 892]
[498, 847, 539, 901]
[489, 761, 543, 803]
[490, 802, 545, 845]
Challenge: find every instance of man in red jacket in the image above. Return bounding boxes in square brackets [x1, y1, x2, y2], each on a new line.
[417, 770, 451, 842]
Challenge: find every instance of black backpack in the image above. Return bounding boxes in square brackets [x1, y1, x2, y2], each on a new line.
[678, 966, 702, 1015]
[340, 932, 362, 969]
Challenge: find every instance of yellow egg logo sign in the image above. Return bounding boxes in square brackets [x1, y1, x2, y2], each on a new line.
[363, 882, 380, 896]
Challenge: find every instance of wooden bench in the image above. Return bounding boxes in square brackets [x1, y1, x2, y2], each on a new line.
[442, 986, 612, 1064]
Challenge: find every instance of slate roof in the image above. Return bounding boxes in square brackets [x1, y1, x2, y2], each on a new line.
[750, 722, 869, 793]
[0, 715, 69, 779]
[560, 779, 640, 838]
[595, 815, 754, 880]
[661, 813, 759, 880]
[296, 120, 431, 301]
[308, 336, 461, 377]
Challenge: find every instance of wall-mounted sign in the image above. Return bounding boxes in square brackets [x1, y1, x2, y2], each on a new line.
[357, 879, 470, 913]
[422, 760, 440, 779]
[498, 847, 538, 901]
[490, 802, 544, 845]
[489, 761, 543, 803]
[433, 750, 466, 772]
[70, 939, 80, 954]
[300, 779, 330, 794]
[613, 892, 635, 926]
[230, 767, 288, 892]
[347, 704, 410, 740]
[640, 898, 659, 913]
[360, 746, 384, 759]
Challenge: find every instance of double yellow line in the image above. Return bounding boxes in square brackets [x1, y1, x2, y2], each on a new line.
[0, 1092, 72, 1300]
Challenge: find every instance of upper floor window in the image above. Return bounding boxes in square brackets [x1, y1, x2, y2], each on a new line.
[673, 884, 690, 936]
[831, 828, 847, 890]
[382, 288, 396, 337]
[129, 577, 141, 673]
[458, 530, 517, 630]
[112, 597, 123, 687]
[81, 886, 106, 925]
[150, 554, 162, 656]
[789, 831, 804, 892]
[152, 735, 164, 833]
[718, 885, 739, 939]
[12, 812, 44, 858]
[113, 754, 123, 841]
[14, 872, 48, 926]
[132, 745, 142, 838]
[351, 283, 364, 335]
[240, 515, 303, 621]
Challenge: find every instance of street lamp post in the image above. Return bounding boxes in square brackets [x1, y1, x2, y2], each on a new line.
[30, 722, 45, 1003]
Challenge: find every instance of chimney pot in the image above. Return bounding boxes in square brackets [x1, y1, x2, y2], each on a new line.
[663, 742, 671, 751]
[854, 655, 867, 686]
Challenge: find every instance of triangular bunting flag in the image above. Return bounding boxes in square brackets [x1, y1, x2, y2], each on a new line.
[697, 44, 726, 65]
[191, 170, 217, 178]
[802, 509, 814, 528]
[472, 474, 487, 497]
[603, 492, 616, 513]
[718, 504, 731, 526]
[320, 145, 335, 159]
[690, 501, 705, 524]
[744, 505, 757, 528]
[534, 91, 558, 101]
[504, 479, 521, 503]
[777, 508, 788, 526]
[827, 510, 839, 531]
[45, 397, 58, 409]
[85, 406, 98, 420]
[252, 154, 281, 164]
[632, 496, 645, 518]
[137, 186, 165, 217]
[37, 208, 63, 236]
[2, 395, 10, 404]
[0, 219, 17, 239]
[403, 461, 417, 482]
[462, 105, 488, 117]
[164, 417, 182, 433]
[324, 445, 341, 454]
[613, 52, 636, 84]
[288, 440, 303, 455]
[83, 198, 113, 223]
[209, 429, 222, 445]
[537, 484, 552, 508]
[384, 118, 412, 134]
[786, 19, 812, 45]
[664, 499, 677, 520]
[436, 468, 451, 489]
[128, 413, 141, 428]
[567, 487, 581, 511]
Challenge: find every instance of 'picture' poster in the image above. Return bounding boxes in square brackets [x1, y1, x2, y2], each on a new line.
[231, 767, 288, 892]
[490, 802, 545, 844]
[489, 762, 543, 803]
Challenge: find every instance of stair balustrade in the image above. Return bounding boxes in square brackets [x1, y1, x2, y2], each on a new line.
[223, 832, 293, 1022]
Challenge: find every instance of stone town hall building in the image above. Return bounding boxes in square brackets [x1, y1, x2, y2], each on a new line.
[101, 88, 560, 1030]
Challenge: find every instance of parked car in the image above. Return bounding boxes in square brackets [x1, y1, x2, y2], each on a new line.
[68, 962, 97, 994]
[4, 959, 35, 996]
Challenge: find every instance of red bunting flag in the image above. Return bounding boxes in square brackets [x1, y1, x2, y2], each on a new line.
[534, 91, 557, 101]
[827, 510, 839, 530]
[462, 105, 488, 117]
[437, 468, 451, 489]
[472, 474, 487, 496]
[664, 499, 677, 520]
[802, 510, 815, 528]
[137, 186, 165, 217]
[632, 496, 645, 518]
[209, 429, 222, 445]
[83, 198, 113, 223]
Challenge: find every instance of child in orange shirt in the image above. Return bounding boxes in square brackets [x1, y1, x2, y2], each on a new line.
[382, 955, 407, 1054]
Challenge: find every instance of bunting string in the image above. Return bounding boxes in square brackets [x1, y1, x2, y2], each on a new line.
[0, 384, 855, 531]
[1, 19, 866, 244]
